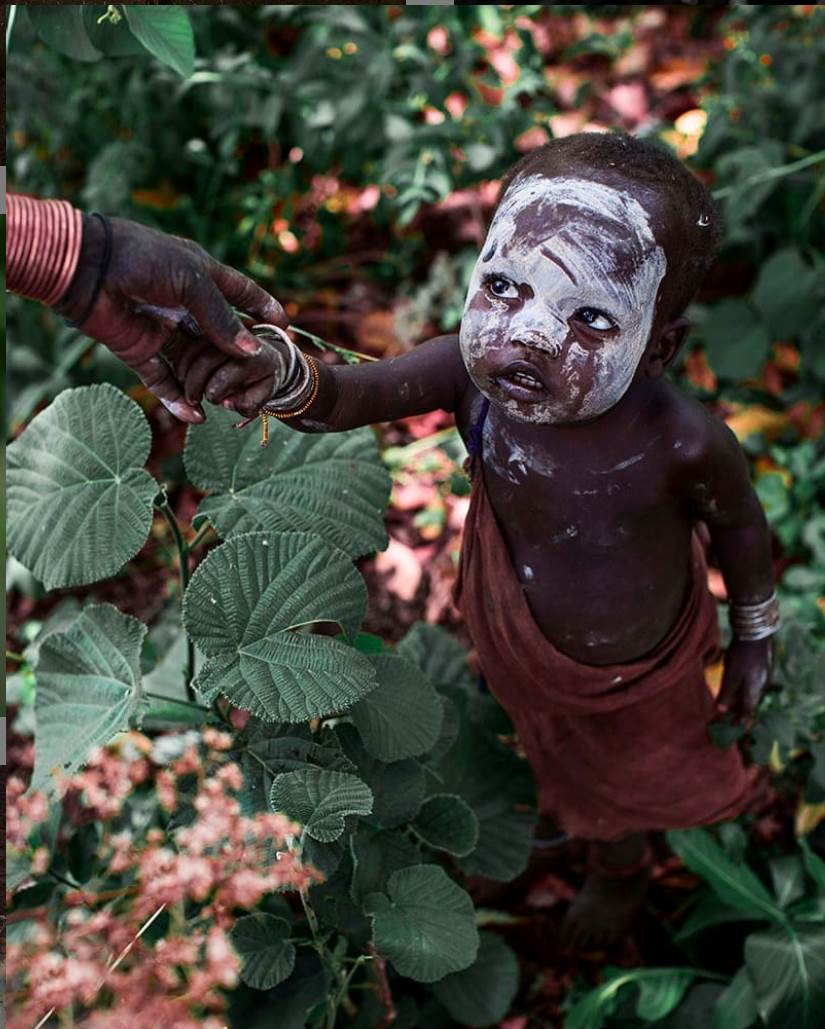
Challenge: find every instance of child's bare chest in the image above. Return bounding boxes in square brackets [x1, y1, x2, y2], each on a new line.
[459, 399, 695, 665]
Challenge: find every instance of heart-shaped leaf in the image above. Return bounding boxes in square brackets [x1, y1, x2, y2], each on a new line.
[183, 532, 377, 721]
[31, 603, 147, 796]
[230, 913, 295, 991]
[7, 384, 158, 589]
[269, 767, 373, 842]
[411, 793, 478, 857]
[349, 653, 443, 761]
[363, 864, 479, 982]
[27, 6, 102, 61]
[745, 924, 825, 1029]
[432, 931, 520, 1027]
[334, 723, 426, 828]
[184, 403, 391, 558]
[349, 824, 421, 905]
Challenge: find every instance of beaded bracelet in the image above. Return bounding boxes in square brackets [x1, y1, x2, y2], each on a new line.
[259, 354, 320, 446]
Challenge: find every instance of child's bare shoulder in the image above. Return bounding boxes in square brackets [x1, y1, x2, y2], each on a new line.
[658, 379, 747, 483]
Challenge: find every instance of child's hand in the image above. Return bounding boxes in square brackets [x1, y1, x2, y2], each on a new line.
[163, 336, 288, 419]
[714, 637, 775, 726]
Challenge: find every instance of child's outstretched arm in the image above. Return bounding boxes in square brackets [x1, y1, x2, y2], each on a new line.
[180, 332, 472, 431]
[680, 413, 777, 725]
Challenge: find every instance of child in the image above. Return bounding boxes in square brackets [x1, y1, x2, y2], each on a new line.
[176, 132, 778, 948]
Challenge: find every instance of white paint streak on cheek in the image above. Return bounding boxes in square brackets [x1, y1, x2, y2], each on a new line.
[522, 565, 534, 582]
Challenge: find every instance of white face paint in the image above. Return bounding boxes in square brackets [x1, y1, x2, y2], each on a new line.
[459, 175, 667, 424]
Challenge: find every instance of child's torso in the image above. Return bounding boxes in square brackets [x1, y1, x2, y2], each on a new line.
[455, 384, 697, 666]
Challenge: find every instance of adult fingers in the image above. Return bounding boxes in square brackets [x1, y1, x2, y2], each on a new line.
[209, 260, 288, 329]
[742, 669, 769, 721]
[180, 271, 263, 359]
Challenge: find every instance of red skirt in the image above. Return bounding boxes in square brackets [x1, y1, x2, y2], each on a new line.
[452, 459, 752, 841]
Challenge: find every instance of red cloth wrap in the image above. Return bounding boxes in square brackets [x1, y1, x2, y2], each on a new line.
[452, 459, 752, 841]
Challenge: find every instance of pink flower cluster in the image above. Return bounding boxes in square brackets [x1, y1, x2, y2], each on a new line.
[5, 726, 326, 1028]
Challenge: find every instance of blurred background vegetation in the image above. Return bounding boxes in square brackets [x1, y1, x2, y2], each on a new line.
[5, 6, 825, 1025]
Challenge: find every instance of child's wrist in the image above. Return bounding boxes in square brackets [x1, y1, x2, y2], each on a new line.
[262, 350, 320, 420]
[728, 591, 780, 641]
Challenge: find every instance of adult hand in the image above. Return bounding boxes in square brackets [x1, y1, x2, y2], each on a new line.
[56, 214, 287, 422]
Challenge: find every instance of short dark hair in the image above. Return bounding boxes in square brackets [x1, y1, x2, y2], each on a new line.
[493, 131, 722, 323]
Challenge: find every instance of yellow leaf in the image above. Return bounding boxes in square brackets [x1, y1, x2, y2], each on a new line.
[705, 659, 724, 698]
[725, 404, 792, 442]
[796, 800, 825, 836]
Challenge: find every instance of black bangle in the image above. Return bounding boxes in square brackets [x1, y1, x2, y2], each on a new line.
[68, 212, 113, 328]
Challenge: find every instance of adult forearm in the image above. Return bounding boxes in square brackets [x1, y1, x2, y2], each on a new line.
[7, 193, 83, 306]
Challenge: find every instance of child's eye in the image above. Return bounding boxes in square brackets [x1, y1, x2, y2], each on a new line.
[575, 307, 616, 331]
[484, 275, 519, 300]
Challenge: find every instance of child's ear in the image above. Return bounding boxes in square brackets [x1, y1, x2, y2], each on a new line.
[642, 316, 691, 379]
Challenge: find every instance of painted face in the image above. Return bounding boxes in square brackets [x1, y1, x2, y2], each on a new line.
[459, 175, 667, 424]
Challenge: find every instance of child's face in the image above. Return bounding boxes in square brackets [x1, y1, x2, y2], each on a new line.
[459, 174, 667, 425]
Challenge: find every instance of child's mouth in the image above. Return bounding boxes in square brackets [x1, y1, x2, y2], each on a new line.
[493, 361, 547, 401]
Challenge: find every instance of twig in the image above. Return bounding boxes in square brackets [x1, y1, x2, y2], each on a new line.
[32, 904, 166, 1029]
[155, 498, 196, 698]
[367, 942, 397, 1027]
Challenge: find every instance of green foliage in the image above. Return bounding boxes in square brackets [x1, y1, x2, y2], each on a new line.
[183, 530, 377, 722]
[431, 930, 521, 1028]
[6, 384, 159, 589]
[7, 381, 537, 1023]
[19, 4, 195, 75]
[570, 826, 825, 1029]
[30, 603, 148, 796]
[363, 864, 479, 983]
[184, 404, 391, 559]
[230, 912, 296, 991]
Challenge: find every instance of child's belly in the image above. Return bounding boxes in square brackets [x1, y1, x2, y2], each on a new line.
[497, 505, 696, 666]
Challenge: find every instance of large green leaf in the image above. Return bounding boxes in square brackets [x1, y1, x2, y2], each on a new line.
[183, 532, 377, 721]
[752, 248, 821, 339]
[397, 623, 477, 694]
[565, 968, 699, 1029]
[349, 824, 422, 905]
[27, 6, 102, 61]
[184, 404, 391, 558]
[745, 925, 825, 1029]
[233, 719, 355, 816]
[675, 893, 753, 943]
[435, 723, 537, 882]
[334, 723, 426, 828]
[31, 604, 147, 796]
[123, 6, 195, 78]
[269, 768, 373, 843]
[712, 967, 759, 1029]
[667, 829, 786, 926]
[411, 794, 479, 858]
[770, 855, 807, 909]
[701, 299, 772, 381]
[7, 384, 158, 589]
[349, 653, 443, 761]
[363, 865, 479, 983]
[230, 913, 295, 991]
[432, 931, 520, 1027]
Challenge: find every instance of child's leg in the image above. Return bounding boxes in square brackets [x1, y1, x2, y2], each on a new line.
[561, 831, 653, 950]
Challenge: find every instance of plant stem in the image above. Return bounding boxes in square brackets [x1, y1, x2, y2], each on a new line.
[156, 498, 196, 699]
[6, 649, 26, 663]
[188, 521, 214, 552]
[144, 691, 210, 714]
[298, 885, 355, 1027]
[288, 324, 379, 364]
[712, 148, 825, 199]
